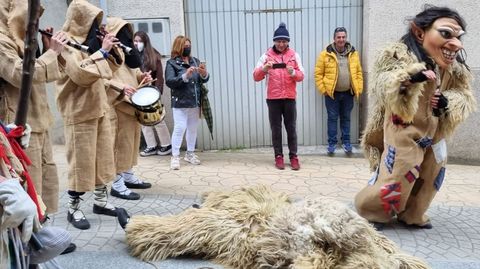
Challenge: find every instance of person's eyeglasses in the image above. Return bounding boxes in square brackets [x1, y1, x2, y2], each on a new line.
[334, 27, 346, 33]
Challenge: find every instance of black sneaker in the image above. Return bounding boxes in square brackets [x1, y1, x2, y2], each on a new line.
[157, 145, 172, 156]
[140, 146, 158, 157]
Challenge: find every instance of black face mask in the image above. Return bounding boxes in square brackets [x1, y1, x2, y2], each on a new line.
[182, 47, 191, 57]
[117, 26, 142, 68]
[85, 21, 101, 55]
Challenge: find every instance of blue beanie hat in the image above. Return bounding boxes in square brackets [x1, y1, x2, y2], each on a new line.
[273, 22, 290, 41]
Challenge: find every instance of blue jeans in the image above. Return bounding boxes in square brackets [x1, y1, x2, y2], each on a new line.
[325, 91, 354, 146]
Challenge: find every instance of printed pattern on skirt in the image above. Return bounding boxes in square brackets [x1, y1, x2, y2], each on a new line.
[380, 182, 401, 215]
[384, 145, 396, 174]
[404, 165, 421, 183]
[434, 167, 446, 191]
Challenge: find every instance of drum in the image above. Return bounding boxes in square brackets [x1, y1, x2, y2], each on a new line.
[130, 86, 165, 126]
[131, 86, 161, 112]
[135, 101, 166, 126]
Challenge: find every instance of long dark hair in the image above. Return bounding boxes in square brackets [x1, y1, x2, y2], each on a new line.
[134, 31, 161, 72]
[401, 5, 467, 69]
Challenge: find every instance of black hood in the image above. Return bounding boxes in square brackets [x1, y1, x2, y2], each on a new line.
[84, 20, 101, 55]
[117, 25, 142, 68]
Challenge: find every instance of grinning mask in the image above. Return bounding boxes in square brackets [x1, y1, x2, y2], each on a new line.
[417, 18, 465, 69]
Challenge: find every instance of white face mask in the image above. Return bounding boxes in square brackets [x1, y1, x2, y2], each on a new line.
[136, 42, 144, 52]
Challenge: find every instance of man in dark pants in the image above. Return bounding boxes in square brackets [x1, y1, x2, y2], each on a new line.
[314, 27, 364, 154]
[253, 23, 305, 170]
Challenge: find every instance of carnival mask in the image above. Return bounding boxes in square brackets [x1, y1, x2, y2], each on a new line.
[419, 18, 464, 69]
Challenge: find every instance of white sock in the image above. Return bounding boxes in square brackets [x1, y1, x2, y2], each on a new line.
[68, 196, 84, 219]
[112, 174, 132, 195]
[123, 169, 142, 184]
[94, 185, 116, 209]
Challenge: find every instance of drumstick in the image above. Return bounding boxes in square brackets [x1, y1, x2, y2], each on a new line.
[137, 78, 157, 89]
[137, 76, 148, 88]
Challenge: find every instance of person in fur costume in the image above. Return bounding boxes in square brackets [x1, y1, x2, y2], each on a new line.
[123, 185, 430, 269]
[355, 5, 476, 230]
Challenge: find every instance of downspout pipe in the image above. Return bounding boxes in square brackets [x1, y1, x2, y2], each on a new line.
[99, 0, 108, 25]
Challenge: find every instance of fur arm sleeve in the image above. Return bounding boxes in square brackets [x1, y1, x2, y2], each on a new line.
[438, 64, 477, 137]
[372, 44, 426, 123]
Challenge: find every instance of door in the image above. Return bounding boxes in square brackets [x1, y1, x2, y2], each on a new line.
[184, 0, 363, 150]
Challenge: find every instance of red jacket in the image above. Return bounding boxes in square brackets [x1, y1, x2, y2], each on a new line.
[253, 47, 304, 99]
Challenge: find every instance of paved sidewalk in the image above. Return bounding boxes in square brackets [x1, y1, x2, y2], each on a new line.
[49, 145, 480, 269]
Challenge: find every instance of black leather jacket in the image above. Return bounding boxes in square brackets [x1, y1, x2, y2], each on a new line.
[165, 56, 210, 108]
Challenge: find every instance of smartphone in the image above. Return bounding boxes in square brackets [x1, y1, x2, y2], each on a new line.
[272, 63, 287, 69]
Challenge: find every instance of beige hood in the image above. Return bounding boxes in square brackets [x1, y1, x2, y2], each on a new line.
[0, 0, 43, 56]
[106, 17, 132, 36]
[62, 0, 103, 44]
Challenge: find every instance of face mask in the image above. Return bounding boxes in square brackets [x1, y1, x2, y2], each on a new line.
[182, 47, 191, 57]
[136, 42, 144, 52]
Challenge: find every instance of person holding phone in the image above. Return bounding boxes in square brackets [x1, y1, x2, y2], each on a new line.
[253, 23, 305, 170]
[165, 36, 209, 170]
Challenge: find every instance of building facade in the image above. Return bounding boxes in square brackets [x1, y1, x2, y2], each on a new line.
[43, 0, 479, 163]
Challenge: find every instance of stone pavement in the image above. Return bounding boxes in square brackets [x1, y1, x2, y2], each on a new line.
[47, 145, 480, 269]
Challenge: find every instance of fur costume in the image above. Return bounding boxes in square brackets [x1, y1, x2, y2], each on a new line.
[356, 42, 476, 226]
[125, 186, 430, 269]
[361, 43, 476, 172]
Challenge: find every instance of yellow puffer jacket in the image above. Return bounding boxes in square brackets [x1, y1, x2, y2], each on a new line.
[314, 43, 363, 98]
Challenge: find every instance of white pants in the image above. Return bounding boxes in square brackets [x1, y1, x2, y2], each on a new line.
[141, 119, 171, 148]
[172, 107, 200, 157]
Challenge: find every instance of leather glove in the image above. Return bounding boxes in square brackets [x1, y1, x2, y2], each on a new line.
[433, 93, 449, 117]
[6, 123, 32, 148]
[0, 178, 39, 242]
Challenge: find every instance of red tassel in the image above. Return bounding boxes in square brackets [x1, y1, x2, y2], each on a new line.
[2, 126, 44, 221]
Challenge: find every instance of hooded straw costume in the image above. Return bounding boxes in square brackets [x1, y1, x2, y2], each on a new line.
[0, 128, 39, 269]
[104, 17, 151, 200]
[55, 0, 124, 229]
[0, 0, 62, 213]
[355, 42, 476, 227]
[125, 185, 430, 269]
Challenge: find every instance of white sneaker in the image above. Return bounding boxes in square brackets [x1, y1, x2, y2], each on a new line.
[184, 152, 201, 165]
[170, 156, 180, 170]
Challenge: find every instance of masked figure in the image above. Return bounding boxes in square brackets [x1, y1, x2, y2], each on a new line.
[355, 5, 476, 230]
[104, 17, 152, 201]
[0, 0, 67, 215]
[55, 0, 126, 230]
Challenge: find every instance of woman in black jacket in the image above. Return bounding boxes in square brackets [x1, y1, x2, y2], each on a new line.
[165, 35, 209, 170]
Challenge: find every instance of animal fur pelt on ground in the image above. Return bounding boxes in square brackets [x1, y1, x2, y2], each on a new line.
[125, 185, 430, 269]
